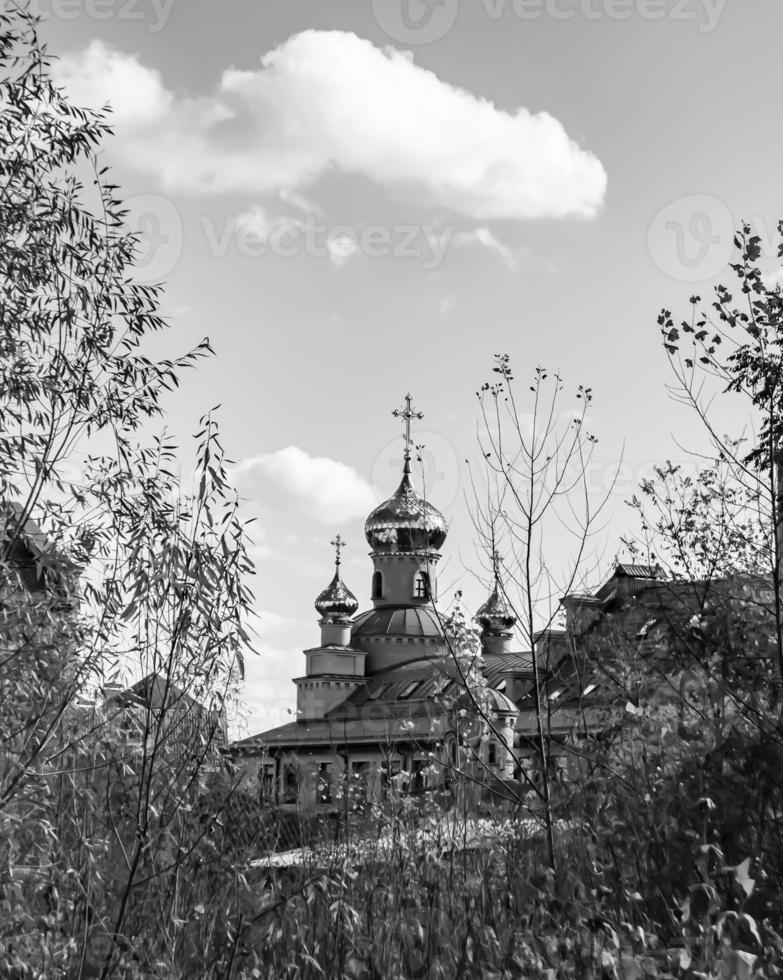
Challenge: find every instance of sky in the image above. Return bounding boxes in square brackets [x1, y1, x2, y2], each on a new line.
[37, 0, 783, 734]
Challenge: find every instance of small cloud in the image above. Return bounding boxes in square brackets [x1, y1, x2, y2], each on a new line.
[232, 446, 379, 524]
[327, 232, 360, 268]
[278, 187, 322, 217]
[453, 227, 518, 269]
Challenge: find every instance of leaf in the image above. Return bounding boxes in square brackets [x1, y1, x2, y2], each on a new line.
[731, 950, 757, 980]
[722, 857, 755, 898]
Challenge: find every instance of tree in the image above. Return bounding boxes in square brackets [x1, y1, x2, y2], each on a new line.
[0, 9, 255, 977]
[469, 356, 617, 870]
[564, 222, 783, 967]
[657, 222, 783, 677]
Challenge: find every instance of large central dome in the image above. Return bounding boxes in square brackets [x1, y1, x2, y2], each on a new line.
[365, 463, 448, 553]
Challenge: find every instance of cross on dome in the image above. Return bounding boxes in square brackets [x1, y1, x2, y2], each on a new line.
[392, 393, 424, 464]
[331, 534, 346, 566]
[365, 393, 448, 553]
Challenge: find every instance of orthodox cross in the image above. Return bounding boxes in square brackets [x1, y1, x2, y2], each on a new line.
[330, 534, 346, 566]
[392, 393, 424, 461]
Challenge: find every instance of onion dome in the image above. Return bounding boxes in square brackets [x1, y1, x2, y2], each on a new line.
[365, 458, 448, 553]
[475, 559, 517, 635]
[315, 536, 359, 622]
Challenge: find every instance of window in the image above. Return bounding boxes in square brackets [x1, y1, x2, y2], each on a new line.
[372, 571, 383, 599]
[488, 742, 498, 768]
[410, 759, 426, 793]
[281, 763, 297, 804]
[413, 571, 431, 600]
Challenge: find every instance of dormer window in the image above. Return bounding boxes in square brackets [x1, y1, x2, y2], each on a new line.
[413, 571, 431, 600]
[372, 571, 384, 599]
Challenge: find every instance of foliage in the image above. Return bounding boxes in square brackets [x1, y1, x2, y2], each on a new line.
[0, 8, 255, 978]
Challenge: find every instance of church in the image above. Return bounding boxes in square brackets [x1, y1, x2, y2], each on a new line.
[230, 397, 663, 810]
[231, 395, 573, 809]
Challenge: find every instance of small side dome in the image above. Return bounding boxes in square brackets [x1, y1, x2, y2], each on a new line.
[315, 571, 359, 622]
[485, 687, 518, 715]
[315, 535, 358, 622]
[365, 465, 447, 553]
[475, 578, 517, 635]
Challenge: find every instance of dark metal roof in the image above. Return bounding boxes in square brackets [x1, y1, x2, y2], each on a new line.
[614, 563, 661, 579]
[352, 606, 444, 639]
[482, 651, 534, 686]
[237, 710, 448, 749]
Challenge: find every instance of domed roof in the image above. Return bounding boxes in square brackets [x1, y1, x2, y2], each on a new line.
[453, 685, 518, 718]
[365, 461, 447, 553]
[352, 605, 444, 639]
[315, 570, 359, 621]
[475, 573, 517, 635]
[484, 687, 518, 715]
[315, 537, 359, 621]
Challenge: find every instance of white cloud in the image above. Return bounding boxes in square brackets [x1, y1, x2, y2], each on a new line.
[232, 446, 379, 524]
[326, 232, 361, 268]
[53, 32, 607, 221]
[453, 227, 518, 269]
[278, 188, 323, 218]
[53, 41, 173, 129]
[235, 205, 303, 242]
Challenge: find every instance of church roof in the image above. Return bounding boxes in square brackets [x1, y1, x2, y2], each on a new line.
[364, 466, 448, 553]
[239, 652, 529, 751]
[482, 651, 534, 685]
[235, 709, 447, 749]
[314, 569, 358, 620]
[352, 605, 444, 639]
